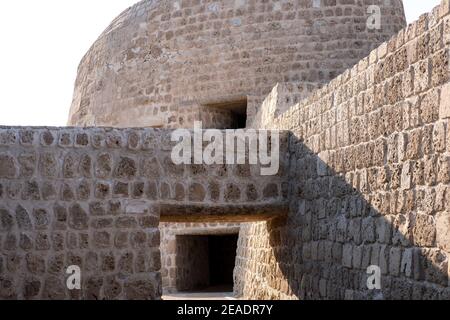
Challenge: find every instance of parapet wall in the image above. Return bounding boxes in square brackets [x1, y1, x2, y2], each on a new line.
[235, 1, 450, 300]
[0, 127, 287, 299]
[250, 82, 322, 129]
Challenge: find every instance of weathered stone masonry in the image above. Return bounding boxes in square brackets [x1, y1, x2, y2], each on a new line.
[0, 127, 287, 299]
[68, 0, 406, 129]
[2, 0, 450, 301]
[66, 0, 407, 297]
[235, 1, 450, 300]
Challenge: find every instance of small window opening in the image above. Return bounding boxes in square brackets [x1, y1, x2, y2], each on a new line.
[205, 100, 247, 129]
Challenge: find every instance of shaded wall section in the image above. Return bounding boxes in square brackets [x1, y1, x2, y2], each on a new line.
[236, 1, 450, 300]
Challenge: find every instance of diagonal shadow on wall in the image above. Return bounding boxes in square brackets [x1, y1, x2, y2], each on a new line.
[235, 133, 450, 300]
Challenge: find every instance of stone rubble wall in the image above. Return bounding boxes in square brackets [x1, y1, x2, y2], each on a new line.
[157, 129, 290, 223]
[0, 127, 161, 300]
[0, 127, 288, 299]
[235, 0, 450, 300]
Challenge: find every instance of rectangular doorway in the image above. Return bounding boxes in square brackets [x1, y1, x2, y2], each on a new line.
[203, 99, 248, 129]
[175, 234, 239, 292]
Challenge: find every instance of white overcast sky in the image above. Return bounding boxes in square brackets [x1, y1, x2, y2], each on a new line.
[0, 0, 442, 126]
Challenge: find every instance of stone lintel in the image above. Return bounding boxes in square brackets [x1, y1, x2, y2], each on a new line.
[159, 203, 288, 223]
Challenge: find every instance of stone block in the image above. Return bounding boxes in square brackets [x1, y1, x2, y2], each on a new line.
[124, 276, 158, 300]
[0, 154, 17, 178]
[440, 82, 450, 119]
[436, 211, 450, 252]
[75, 133, 89, 147]
[414, 59, 430, 94]
[342, 244, 353, 268]
[379, 245, 390, 275]
[42, 276, 66, 300]
[401, 161, 413, 190]
[114, 157, 137, 179]
[116, 217, 138, 229]
[20, 130, 35, 145]
[94, 182, 110, 200]
[431, 49, 449, 86]
[389, 247, 402, 276]
[441, 0, 450, 19]
[68, 204, 89, 230]
[413, 214, 436, 247]
[438, 155, 450, 183]
[18, 152, 36, 178]
[95, 153, 112, 178]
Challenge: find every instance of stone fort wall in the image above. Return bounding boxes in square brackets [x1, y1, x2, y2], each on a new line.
[0, 128, 162, 299]
[0, 127, 287, 299]
[235, 1, 450, 300]
[68, 0, 406, 129]
[3, 0, 450, 301]
[66, 0, 408, 299]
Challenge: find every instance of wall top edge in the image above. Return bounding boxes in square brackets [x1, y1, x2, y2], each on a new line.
[274, 0, 450, 119]
[0, 126, 289, 133]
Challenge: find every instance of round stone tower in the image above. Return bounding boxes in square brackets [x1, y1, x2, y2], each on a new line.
[68, 0, 406, 129]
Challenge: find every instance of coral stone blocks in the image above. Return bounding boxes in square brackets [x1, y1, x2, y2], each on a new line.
[440, 82, 450, 119]
[0, 127, 287, 299]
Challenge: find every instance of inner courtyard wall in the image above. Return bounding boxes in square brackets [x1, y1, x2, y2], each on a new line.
[0, 127, 287, 299]
[235, 1, 450, 300]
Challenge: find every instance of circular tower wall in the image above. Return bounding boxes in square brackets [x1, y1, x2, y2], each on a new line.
[68, 0, 406, 129]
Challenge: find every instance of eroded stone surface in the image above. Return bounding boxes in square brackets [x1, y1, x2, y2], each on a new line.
[0, 127, 285, 300]
[235, 1, 450, 300]
[3, 0, 450, 302]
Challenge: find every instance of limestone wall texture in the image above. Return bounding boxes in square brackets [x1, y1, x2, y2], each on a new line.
[0, 127, 287, 299]
[0, 127, 162, 300]
[68, 0, 406, 129]
[66, 0, 408, 299]
[235, 1, 450, 300]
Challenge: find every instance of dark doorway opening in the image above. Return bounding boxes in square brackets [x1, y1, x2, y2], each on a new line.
[175, 234, 239, 292]
[209, 235, 238, 288]
[205, 100, 247, 129]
